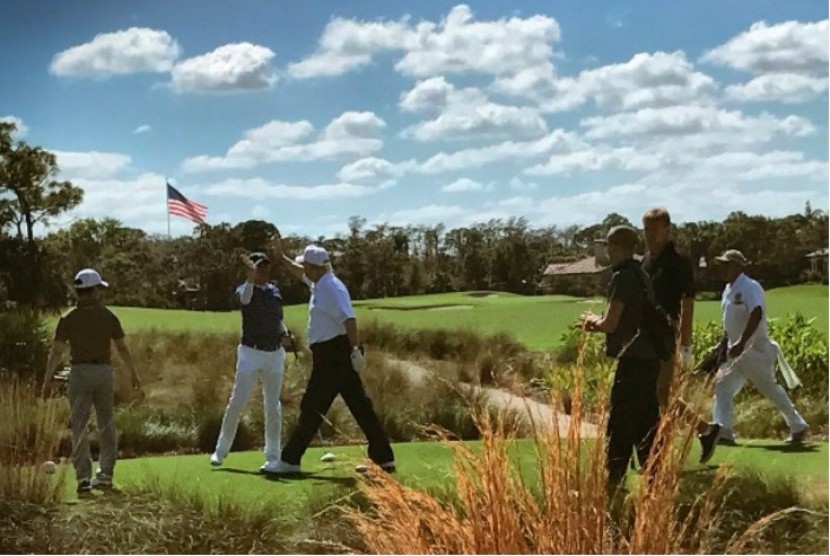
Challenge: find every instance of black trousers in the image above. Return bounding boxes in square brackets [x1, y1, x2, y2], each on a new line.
[606, 357, 660, 488]
[281, 335, 394, 465]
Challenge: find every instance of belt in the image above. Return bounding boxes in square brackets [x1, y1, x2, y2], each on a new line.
[241, 340, 281, 352]
[310, 334, 348, 352]
[72, 360, 109, 365]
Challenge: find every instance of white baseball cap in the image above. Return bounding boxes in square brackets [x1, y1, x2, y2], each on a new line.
[713, 249, 749, 266]
[296, 245, 330, 266]
[74, 268, 109, 289]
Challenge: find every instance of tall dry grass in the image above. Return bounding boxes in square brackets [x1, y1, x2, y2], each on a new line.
[346, 331, 745, 554]
[0, 376, 69, 504]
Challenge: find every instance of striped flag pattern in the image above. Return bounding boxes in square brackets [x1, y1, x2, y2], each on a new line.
[167, 182, 208, 224]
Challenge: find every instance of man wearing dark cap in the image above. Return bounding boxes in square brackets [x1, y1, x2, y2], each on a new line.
[46, 268, 141, 494]
[265, 237, 395, 475]
[580, 226, 660, 490]
[210, 251, 288, 473]
[711, 249, 808, 445]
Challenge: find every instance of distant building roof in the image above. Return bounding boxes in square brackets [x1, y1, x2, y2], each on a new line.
[544, 256, 606, 276]
[806, 248, 829, 258]
[543, 253, 646, 276]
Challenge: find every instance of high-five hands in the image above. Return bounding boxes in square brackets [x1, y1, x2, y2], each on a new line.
[240, 253, 258, 281]
[269, 229, 284, 260]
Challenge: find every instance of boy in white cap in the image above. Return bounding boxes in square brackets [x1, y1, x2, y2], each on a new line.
[711, 249, 809, 444]
[45, 269, 141, 494]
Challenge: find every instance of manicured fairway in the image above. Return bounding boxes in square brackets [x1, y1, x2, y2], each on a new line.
[97, 284, 827, 351]
[65, 439, 828, 512]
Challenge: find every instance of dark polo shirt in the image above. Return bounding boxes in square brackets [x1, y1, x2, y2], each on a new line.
[606, 259, 658, 360]
[641, 241, 695, 323]
[55, 298, 125, 364]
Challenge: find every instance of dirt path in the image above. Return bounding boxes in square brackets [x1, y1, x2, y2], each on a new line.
[386, 357, 598, 438]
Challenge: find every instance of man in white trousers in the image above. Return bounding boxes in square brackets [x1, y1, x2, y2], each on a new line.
[211, 251, 288, 473]
[711, 249, 809, 445]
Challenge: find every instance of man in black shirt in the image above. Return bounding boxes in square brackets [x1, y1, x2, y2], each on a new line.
[580, 226, 660, 490]
[642, 207, 721, 463]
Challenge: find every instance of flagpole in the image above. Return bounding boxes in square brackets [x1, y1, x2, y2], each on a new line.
[166, 177, 171, 239]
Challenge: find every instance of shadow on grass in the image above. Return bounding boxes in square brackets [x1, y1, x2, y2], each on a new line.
[213, 467, 357, 487]
[742, 443, 820, 453]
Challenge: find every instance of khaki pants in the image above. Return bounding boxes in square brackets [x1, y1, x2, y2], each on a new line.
[656, 358, 674, 410]
[69, 364, 116, 482]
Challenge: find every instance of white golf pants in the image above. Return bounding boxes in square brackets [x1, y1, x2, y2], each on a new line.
[713, 342, 807, 439]
[214, 344, 285, 462]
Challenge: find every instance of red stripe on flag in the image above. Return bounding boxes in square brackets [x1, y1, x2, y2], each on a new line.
[168, 199, 208, 224]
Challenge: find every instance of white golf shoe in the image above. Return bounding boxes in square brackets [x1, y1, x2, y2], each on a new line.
[260, 460, 301, 475]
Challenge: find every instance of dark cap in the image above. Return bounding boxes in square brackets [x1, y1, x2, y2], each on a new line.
[249, 252, 270, 267]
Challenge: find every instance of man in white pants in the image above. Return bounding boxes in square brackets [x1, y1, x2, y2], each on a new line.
[711, 249, 809, 445]
[211, 251, 288, 473]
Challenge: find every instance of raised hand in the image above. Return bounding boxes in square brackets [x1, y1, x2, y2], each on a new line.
[269, 230, 285, 260]
[240, 253, 258, 281]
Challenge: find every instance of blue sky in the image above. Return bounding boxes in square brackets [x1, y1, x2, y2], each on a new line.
[1, 0, 827, 237]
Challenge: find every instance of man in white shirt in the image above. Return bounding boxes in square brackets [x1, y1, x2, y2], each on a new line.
[711, 249, 808, 445]
[266, 237, 395, 474]
[210, 252, 288, 473]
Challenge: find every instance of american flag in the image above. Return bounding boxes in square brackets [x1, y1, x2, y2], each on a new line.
[167, 182, 208, 224]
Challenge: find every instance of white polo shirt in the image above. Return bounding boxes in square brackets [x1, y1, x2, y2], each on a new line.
[721, 272, 769, 348]
[303, 272, 355, 345]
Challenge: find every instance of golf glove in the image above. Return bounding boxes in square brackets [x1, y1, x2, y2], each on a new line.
[350, 345, 366, 373]
[680, 345, 694, 370]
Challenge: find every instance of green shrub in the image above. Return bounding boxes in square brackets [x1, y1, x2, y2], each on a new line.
[115, 406, 200, 456]
[0, 310, 50, 381]
[768, 313, 828, 398]
[196, 408, 255, 454]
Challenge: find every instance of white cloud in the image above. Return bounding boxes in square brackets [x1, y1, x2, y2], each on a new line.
[400, 77, 547, 141]
[52, 150, 132, 180]
[182, 112, 385, 172]
[171, 43, 277, 92]
[702, 20, 829, 104]
[416, 129, 585, 173]
[441, 177, 485, 192]
[288, 18, 412, 78]
[288, 4, 561, 79]
[251, 204, 270, 219]
[50, 28, 180, 77]
[395, 5, 560, 78]
[321, 111, 386, 140]
[133, 124, 152, 134]
[580, 105, 815, 143]
[495, 195, 534, 209]
[59, 172, 173, 230]
[381, 204, 471, 225]
[0, 115, 28, 138]
[508, 177, 539, 190]
[493, 51, 716, 112]
[702, 20, 828, 77]
[201, 177, 390, 200]
[725, 73, 829, 103]
[333, 129, 584, 182]
[337, 157, 414, 182]
[526, 147, 661, 175]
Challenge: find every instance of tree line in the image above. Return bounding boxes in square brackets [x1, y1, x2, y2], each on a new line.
[2, 121, 827, 312]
